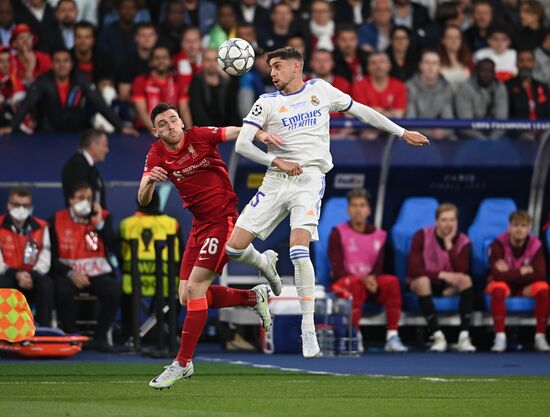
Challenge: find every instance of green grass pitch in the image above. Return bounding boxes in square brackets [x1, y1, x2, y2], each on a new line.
[1, 362, 549, 417]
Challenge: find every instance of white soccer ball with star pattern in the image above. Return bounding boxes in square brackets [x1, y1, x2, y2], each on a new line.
[217, 38, 255, 76]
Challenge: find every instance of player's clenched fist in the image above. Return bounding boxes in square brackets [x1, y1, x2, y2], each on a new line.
[147, 166, 168, 183]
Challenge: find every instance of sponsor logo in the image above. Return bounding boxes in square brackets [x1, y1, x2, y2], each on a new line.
[334, 173, 365, 189]
[198, 256, 210, 261]
[278, 105, 288, 113]
[173, 158, 211, 181]
[281, 109, 322, 131]
[251, 104, 262, 116]
[311, 95, 320, 106]
[188, 144, 198, 158]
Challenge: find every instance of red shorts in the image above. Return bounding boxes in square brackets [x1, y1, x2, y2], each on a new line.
[180, 216, 236, 280]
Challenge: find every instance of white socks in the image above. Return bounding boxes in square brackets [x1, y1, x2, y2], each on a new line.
[386, 330, 398, 340]
[290, 245, 315, 334]
[226, 243, 268, 272]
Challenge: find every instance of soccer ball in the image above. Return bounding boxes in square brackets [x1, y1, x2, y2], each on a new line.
[217, 38, 255, 76]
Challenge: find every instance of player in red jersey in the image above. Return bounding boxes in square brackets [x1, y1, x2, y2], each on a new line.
[139, 103, 280, 389]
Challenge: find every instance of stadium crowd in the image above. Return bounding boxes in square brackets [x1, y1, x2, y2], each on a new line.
[0, 0, 550, 139]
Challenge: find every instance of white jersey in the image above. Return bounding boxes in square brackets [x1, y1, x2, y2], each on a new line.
[242, 79, 352, 174]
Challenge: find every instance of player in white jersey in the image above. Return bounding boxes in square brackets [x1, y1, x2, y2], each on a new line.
[225, 47, 428, 358]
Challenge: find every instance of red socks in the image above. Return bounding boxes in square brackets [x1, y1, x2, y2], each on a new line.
[176, 297, 208, 366]
[377, 275, 402, 331]
[490, 288, 507, 333]
[535, 288, 550, 333]
[206, 285, 256, 308]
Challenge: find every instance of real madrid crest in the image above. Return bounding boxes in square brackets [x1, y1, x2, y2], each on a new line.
[311, 95, 319, 106]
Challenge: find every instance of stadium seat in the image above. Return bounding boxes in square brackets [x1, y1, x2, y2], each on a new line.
[390, 197, 439, 283]
[313, 197, 350, 288]
[468, 198, 517, 281]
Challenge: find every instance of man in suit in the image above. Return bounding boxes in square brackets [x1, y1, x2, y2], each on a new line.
[62, 129, 109, 209]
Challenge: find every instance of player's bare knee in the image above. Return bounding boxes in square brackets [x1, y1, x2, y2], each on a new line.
[411, 276, 431, 296]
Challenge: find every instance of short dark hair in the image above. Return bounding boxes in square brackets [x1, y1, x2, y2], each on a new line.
[509, 210, 532, 224]
[8, 186, 32, 201]
[487, 25, 510, 39]
[266, 46, 303, 65]
[150, 103, 178, 125]
[70, 182, 92, 198]
[335, 23, 357, 37]
[477, 57, 496, 68]
[52, 48, 72, 59]
[347, 188, 371, 204]
[517, 48, 535, 57]
[80, 129, 106, 149]
[134, 22, 156, 35]
[74, 21, 96, 36]
[56, 0, 76, 10]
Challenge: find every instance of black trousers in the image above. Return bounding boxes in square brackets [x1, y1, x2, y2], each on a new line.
[0, 272, 54, 326]
[54, 273, 121, 341]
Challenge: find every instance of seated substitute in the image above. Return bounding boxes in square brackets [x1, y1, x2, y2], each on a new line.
[328, 189, 407, 352]
[408, 203, 476, 352]
[49, 183, 121, 351]
[0, 187, 53, 326]
[486, 210, 549, 353]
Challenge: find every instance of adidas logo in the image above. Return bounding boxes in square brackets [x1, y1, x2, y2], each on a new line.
[278, 105, 288, 113]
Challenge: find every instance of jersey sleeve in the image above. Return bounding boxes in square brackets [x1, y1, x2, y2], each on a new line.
[193, 126, 225, 146]
[320, 79, 353, 113]
[242, 97, 269, 129]
[142, 146, 161, 177]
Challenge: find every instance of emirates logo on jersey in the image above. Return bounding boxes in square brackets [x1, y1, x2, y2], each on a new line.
[188, 145, 198, 158]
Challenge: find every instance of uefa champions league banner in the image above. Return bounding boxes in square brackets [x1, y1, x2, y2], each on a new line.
[330, 118, 550, 130]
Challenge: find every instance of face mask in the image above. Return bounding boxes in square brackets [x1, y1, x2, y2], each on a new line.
[73, 199, 92, 217]
[9, 206, 32, 222]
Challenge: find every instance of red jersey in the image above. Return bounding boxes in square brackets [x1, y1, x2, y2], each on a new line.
[172, 50, 202, 95]
[14, 51, 52, 80]
[142, 126, 238, 222]
[351, 76, 407, 112]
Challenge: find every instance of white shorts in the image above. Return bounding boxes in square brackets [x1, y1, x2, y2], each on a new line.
[236, 168, 326, 241]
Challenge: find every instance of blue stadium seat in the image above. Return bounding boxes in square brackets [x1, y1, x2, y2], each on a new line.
[390, 197, 439, 283]
[468, 198, 517, 281]
[485, 294, 535, 313]
[313, 197, 350, 288]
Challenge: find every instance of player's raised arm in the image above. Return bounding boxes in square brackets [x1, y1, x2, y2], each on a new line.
[346, 101, 429, 147]
[223, 126, 285, 147]
[138, 167, 167, 206]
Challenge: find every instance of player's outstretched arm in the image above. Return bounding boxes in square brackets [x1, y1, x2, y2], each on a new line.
[346, 101, 429, 147]
[138, 167, 167, 206]
[224, 126, 284, 147]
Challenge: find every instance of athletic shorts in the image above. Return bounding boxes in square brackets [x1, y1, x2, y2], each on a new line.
[235, 168, 326, 241]
[180, 216, 236, 280]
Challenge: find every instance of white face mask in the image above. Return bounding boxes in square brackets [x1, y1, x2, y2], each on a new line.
[73, 199, 92, 217]
[9, 206, 33, 223]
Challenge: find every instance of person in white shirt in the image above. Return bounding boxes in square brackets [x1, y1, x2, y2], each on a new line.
[473, 26, 517, 83]
[224, 46, 428, 359]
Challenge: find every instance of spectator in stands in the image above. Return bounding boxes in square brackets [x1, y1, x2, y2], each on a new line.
[236, 22, 260, 52]
[71, 0, 98, 26]
[13, 0, 56, 53]
[473, 26, 517, 82]
[358, 0, 393, 52]
[50, 182, 121, 352]
[236, 0, 270, 29]
[7, 49, 134, 134]
[506, 49, 550, 121]
[386, 25, 417, 82]
[352, 51, 407, 119]
[534, 30, 550, 86]
[62, 129, 109, 209]
[258, 2, 297, 51]
[416, 1, 464, 48]
[181, 0, 217, 35]
[513, 0, 545, 50]
[173, 26, 203, 95]
[486, 210, 550, 352]
[287, 34, 308, 59]
[333, 23, 368, 83]
[393, 0, 431, 31]
[157, 0, 187, 55]
[328, 189, 407, 352]
[0, 46, 29, 134]
[131, 45, 191, 132]
[238, 51, 273, 118]
[101, 0, 150, 26]
[207, 3, 238, 49]
[43, 0, 78, 53]
[117, 23, 158, 102]
[98, 0, 138, 74]
[464, 0, 495, 52]
[408, 203, 476, 352]
[10, 23, 52, 86]
[455, 58, 508, 140]
[406, 49, 454, 140]
[309, 0, 335, 51]
[188, 48, 240, 127]
[439, 25, 473, 91]
[309, 48, 351, 94]
[334, 0, 369, 26]
[0, 0, 15, 48]
[71, 22, 114, 89]
[0, 187, 53, 326]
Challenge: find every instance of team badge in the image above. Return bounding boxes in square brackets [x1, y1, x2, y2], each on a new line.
[311, 95, 319, 106]
[188, 144, 198, 158]
[251, 104, 262, 116]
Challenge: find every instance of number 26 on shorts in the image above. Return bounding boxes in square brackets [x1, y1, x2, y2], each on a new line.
[200, 237, 219, 255]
